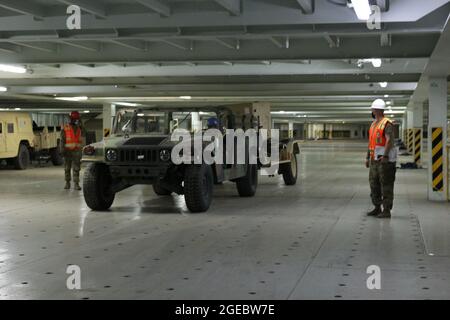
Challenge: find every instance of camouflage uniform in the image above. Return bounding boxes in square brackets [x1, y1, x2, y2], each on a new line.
[369, 160, 396, 210]
[368, 122, 396, 212]
[61, 124, 86, 184]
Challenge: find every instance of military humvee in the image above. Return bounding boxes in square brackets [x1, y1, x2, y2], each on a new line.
[81, 103, 300, 212]
[0, 112, 63, 169]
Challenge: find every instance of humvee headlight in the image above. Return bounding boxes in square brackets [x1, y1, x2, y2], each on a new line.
[159, 149, 171, 162]
[83, 145, 95, 156]
[106, 149, 118, 162]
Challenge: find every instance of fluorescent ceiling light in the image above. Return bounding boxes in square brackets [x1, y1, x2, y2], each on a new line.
[384, 94, 389, 98]
[350, 0, 371, 21]
[137, 113, 145, 117]
[271, 111, 299, 115]
[371, 58, 382, 68]
[0, 64, 27, 74]
[0, 86, 7, 92]
[379, 82, 388, 88]
[55, 96, 88, 101]
[83, 110, 90, 113]
[357, 58, 382, 68]
[15, 108, 21, 110]
[179, 96, 192, 100]
[113, 102, 141, 107]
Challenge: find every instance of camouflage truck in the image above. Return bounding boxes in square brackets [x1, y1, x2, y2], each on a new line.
[81, 103, 300, 212]
[0, 112, 63, 169]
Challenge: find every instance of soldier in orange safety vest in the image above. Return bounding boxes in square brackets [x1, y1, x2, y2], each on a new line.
[61, 111, 86, 190]
[365, 99, 397, 219]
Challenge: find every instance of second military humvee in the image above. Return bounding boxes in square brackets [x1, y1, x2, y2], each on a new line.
[81, 103, 300, 212]
[0, 112, 63, 169]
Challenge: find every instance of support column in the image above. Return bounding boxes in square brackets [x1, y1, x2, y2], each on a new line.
[412, 104, 423, 167]
[102, 104, 116, 138]
[328, 124, 333, 140]
[288, 121, 294, 138]
[427, 78, 447, 201]
[402, 113, 408, 143]
[191, 112, 202, 132]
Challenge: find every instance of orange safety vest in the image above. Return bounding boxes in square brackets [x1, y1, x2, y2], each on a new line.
[64, 124, 82, 151]
[368, 117, 392, 160]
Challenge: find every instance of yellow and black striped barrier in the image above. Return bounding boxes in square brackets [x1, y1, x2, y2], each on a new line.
[103, 128, 111, 138]
[414, 128, 422, 166]
[408, 129, 414, 154]
[431, 127, 444, 192]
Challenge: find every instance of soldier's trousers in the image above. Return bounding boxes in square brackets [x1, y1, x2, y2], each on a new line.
[64, 150, 82, 183]
[369, 160, 396, 210]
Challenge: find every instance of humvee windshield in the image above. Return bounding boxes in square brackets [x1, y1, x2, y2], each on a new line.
[114, 110, 195, 135]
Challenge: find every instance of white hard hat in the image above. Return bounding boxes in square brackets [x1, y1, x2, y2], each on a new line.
[371, 99, 386, 110]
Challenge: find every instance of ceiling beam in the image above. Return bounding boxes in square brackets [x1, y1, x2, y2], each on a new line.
[0, 43, 21, 54]
[268, 37, 284, 48]
[10, 42, 57, 53]
[380, 33, 392, 47]
[135, 0, 171, 17]
[55, 0, 107, 18]
[214, 38, 239, 50]
[108, 40, 148, 51]
[59, 41, 101, 52]
[213, 0, 241, 16]
[323, 34, 340, 48]
[7, 82, 418, 95]
[296, 0, 314, 14]
[159, 39, 190, 50]
[0, 0, 45, 18]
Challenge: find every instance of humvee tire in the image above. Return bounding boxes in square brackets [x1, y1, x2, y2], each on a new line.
[153, 182, 172, 196]
[83, 163, 115, 211]
[50, 144, 64, 166]
[184, 164, 213, 212]
[14, 144, 30, 170]
[50, 141, 63, 166]
[236, 164, 258, 197]
[281, 155, 298, 185]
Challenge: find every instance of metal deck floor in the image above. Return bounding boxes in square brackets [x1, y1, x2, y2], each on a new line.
[1, 140, 449, 300]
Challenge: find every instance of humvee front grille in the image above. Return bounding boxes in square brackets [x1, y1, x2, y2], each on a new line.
[118, 149, 159, 163]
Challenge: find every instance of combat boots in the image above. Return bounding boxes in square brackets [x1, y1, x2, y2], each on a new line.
[366, 206, 381, 217]
[74, 183, 81, 191]
[377, 209, 391, 219]
[64, 182, 70, 190]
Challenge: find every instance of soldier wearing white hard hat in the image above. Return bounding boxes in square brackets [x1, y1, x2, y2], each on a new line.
[365, 99, 397, 218]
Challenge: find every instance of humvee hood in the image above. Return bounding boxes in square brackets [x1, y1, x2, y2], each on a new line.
[103, 135, 175, 148]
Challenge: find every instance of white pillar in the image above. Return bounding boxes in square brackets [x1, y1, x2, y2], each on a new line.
[401, 113, 407, 142]
[288, 121, 294, 138]
[427, 78, 447, 201]
[191, 112, 202, 132]
[102, 104, 116, 138]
